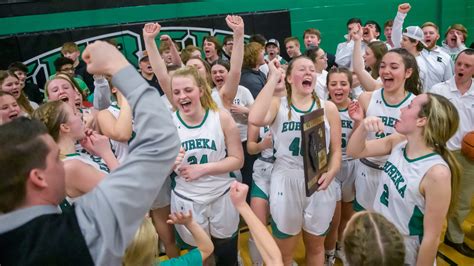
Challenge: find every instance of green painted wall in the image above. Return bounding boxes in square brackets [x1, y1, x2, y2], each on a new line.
[0, 0, 472, 53]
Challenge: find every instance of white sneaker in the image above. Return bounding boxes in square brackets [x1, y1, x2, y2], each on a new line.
[336, 246, 347, 265]
[324, 254, 335, 266]
[237, 251, 244, 266]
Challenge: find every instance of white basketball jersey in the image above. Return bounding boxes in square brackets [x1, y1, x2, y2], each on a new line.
[106, 103, 136, 163]
[373, 141, 447, 238]
[271, 97, 330, 172]
[172, 109, 233, 204]
[63, 152, 110, 174]
[339, 108, 354, 161]
[366, 88, 415, 165]
[260, 125, 274, 158]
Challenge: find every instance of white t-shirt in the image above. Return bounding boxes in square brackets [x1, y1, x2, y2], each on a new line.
[211, 85, 255, 141]
[430, 77, 474, 150]
[420, 47, 454, 91]
[315, 70, 328, 100]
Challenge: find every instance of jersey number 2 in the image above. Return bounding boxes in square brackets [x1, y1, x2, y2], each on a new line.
[187, 155, 208, 165]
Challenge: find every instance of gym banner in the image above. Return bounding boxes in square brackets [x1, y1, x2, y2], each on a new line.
[0, 10, 290, 90]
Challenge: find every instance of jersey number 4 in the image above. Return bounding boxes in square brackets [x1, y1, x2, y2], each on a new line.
[289, 137, 303, 156]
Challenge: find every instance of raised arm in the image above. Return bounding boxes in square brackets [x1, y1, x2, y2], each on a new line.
[92, 75, 111, 110]
[143, 23, 173, 105]
[346, 116, 404, 158]
[335, 39, 355, 68]
[392, 3, 411, 49]
[248, 60, 281, 127]
[76, 41, 180, 265]
[219, 15, 245, 108]
[352, 25, 383, 92]
[230, 181, 283, 266]
[417, 165, 451, 266]
[164, 35, 183, 67]
[97, 92, 133, 143]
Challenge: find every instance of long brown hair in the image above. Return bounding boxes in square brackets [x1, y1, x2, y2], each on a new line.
[419, 93, 461, 217]
[0, 70, 34, 115]
[383, 48, 421, 95]
[367, 41, 388, 79]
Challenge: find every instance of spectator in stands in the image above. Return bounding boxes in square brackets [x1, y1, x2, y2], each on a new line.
[8, 62, 43, 104]
[61, 42, 94, 91]
[284, 36, 302, 60]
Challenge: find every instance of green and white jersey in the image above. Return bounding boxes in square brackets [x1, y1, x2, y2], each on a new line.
[339, 108, 354, 161]
[172, 109, 233, 204]
[373, 141, 447, 238]
[260, 125, 273, 159]
[107, 102, 136, 163]
[366, 88, 415, 165]
[271, 97, 330, 172]
[63, 152, 110, 174]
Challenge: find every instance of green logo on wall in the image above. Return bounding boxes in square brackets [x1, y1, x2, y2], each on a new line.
[24, 27, 248, 86]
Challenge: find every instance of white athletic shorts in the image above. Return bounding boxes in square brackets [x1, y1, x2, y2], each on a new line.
[171, 189, 239, 246]
[269, 166, 338, 238]
[354, 159, 384, 212]
[404, 235, 421, 265]
[151, 176, 171, 210]
[250, 158, 274, 200]
[334, 159, 357, 202]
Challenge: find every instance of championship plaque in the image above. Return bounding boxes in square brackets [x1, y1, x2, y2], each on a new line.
[301, 108, 328, 197]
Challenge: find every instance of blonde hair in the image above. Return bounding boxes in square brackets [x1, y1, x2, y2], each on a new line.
[0, 70, 34, 115]
[243, 42, 263, 69]
[343, 211, 405, 266]
[171, 66, 217, 111]
[445, 24, 468, 42]
[285, 56, 320, 119]
[419, 93, 461, 217]
[31, 101, 68, 142]
[44, 74, 82, 100]
[181, 45, 202, 64]
[123, 218, 158, 266]
[61, 42, 79, 54]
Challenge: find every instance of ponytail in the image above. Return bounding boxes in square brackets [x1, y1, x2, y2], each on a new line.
[420, 93, 462, 217]
[434, 143, 462, 217]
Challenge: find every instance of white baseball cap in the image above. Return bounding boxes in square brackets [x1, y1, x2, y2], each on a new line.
[403, 26, 428, 47]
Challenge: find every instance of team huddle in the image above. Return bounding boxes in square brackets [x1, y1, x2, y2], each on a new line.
[0, 2, 473, 266]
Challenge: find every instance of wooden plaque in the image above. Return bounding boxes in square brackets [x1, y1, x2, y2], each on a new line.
[301, 107, 328, 197]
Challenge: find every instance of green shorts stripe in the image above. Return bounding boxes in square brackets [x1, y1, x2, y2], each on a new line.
[271, 218, 293, 239]
[353, 198, 366, 212]
[250, 180, 269, 200]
